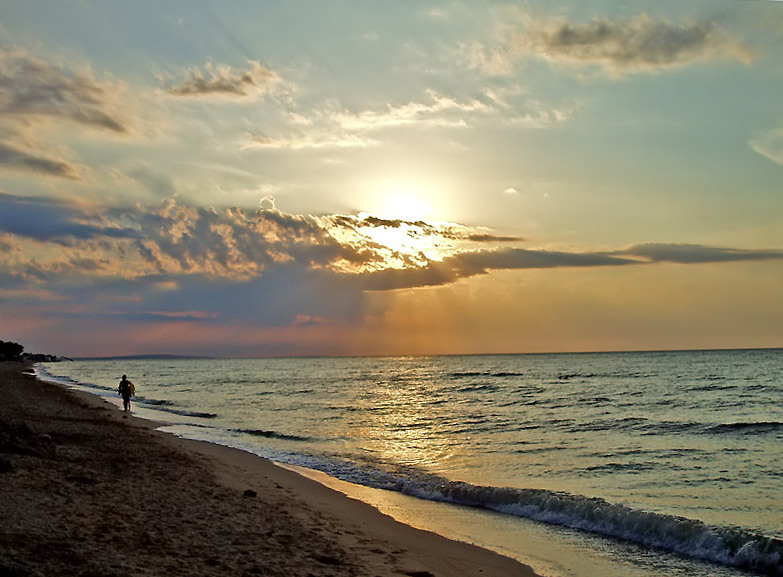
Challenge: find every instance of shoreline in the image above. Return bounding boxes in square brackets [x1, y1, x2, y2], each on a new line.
[0, 362, 537, 577]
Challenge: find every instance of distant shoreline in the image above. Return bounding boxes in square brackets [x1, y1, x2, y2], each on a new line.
[71, 354, 217, 361]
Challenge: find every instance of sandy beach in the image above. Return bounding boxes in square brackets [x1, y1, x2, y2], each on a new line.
[0, 362, 537, 577]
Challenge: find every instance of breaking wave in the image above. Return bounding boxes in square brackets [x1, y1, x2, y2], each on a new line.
[287, 454, 783, 575]
[416, 482, 782, 575]
[242, 443, 783, 576]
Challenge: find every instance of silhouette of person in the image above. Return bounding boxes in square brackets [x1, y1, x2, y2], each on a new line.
[118, 374, 135, 412]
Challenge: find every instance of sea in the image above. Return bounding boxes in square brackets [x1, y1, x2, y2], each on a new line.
[38, 349, 783, 577]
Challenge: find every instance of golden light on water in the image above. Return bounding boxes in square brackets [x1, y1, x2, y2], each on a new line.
[349, 372, 456, 470]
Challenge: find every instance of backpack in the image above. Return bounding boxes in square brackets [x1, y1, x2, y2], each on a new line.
[119, 379, 134, 396]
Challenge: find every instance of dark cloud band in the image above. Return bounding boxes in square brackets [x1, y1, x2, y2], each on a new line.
[165, 60, 280, 98]
[0, 51, 128, 132]
[0, 143, 80, 179]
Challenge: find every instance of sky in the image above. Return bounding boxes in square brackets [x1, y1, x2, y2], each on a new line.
[0, 0, 782, 358]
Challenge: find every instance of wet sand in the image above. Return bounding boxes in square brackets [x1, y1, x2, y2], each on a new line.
[0, 362, 537, 577]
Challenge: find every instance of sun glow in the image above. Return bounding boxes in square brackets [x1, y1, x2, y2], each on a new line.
[326, 209, 472, 274]
[353, 214, 452, 265]
[364, 177, 443, 222]
[377, 191, 434, 221]
[327, 174, 471, 273]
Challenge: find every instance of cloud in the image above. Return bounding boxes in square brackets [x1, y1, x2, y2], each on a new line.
[357, 242, 783, 291]
[334, 91, 491, 131]
[5, 195, 781, 286]
[470, 13, 754, 76]
[467, 233, 523, 243]
[242, 91, 497, 152]
[359, 247, 637, 291]
[749, 125, 783, 165]
[165, 60, 281, 99]
[242, 86, 571, 154]
[0, 192, 138, 244]
[105, 310, 219, 324]
[77, 198, 371, 280]
[242, 131, 375, 151]
[2, 195, 782, 332]
[0, 195, 567, 293]
[0, 50, 132, 181]
[0, 50, 128, 132]
[259, 195, 276, 211]
[0, 142, 80, 179]
[620, 243, 783, 264]
[0, 232, 22, 253]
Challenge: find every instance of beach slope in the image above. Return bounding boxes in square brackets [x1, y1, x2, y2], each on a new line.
[0, 362, 536, 577]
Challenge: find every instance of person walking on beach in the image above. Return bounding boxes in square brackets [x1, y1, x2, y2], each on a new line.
[118, 374, 135, 412]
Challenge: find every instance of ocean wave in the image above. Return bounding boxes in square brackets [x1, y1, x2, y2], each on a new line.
[636, 419, 783, 437]
[399, 481, 783, 575]
[266, 450, 782, 575]
[33, 367, 220, 422]
[247, 436, 783, 575]
[580, 461, 657, 474]
[611, 418, 783, 439]
[582, 396, 612, 405]
[706, 422, 783, 436]
[685, 382, 738, 394]
[138, 397, 175, 407]
[454, 383, 501, 393]
[231, 428, 312, 442]
[556, 371, 656, 381]
[150, 406, 218, 419]
[35, 367, 116, 392]
[557, 372, 597, 381]
[450, 371, 487, 378]
[572, 420, 617, 433]
[638, 420, 703, 435]
[450, 371, 526, 379]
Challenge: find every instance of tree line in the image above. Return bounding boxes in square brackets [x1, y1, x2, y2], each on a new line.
[0, 340, 64, 362]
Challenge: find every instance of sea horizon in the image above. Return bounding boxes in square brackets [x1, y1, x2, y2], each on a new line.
[70, 345, 783, 362]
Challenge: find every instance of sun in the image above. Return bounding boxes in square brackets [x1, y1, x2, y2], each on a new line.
[365, 178, 439, 222]
[356, 216, 432, 253]
[326, 173, 468, 271]
[377, 190, 434, 222]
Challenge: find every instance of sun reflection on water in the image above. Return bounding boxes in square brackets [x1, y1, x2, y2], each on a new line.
[348, 367, 457, 471]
